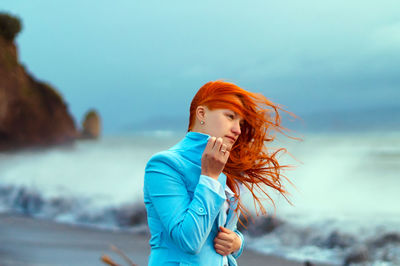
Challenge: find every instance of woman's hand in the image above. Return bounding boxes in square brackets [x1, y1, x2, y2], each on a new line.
[201, 137, 230, 180]
[213, 226, 242, 256]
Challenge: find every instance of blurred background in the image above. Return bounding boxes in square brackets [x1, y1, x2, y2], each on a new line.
[0, 1, 399, 265]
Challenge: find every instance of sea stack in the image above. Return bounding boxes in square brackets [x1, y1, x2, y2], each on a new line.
[80, 109, 101, 139]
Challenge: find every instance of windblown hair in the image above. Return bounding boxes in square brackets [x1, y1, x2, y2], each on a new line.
[188, 80, 302, 228]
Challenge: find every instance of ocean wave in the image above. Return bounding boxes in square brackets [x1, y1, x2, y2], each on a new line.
[1, 184, 400, 265]
[243, 215, 400, 265]
[0, 184, 148, 231]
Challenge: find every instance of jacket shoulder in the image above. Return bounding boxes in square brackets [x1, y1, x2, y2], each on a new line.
[145, 150, 184, 174]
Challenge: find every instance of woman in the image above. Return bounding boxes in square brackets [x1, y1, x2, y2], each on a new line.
[143, 80, 299, 265]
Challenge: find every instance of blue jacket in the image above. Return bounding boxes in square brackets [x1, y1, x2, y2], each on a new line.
[143, 131, 244, 265]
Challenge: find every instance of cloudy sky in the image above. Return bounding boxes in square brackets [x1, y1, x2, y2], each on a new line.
[2, 0, 399, 133]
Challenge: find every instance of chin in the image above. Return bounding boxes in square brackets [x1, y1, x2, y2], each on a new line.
[224, 141, 234, 147]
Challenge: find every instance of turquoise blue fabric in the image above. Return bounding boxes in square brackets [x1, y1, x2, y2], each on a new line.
[143, 131, 244, 265]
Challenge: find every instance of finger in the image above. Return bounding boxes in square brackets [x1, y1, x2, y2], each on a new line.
[225, 143, 232, 152]
[205, 136, 216, 152]
[220, 143, 227, 153]
[215, 237, 234, 250]
[214, 238, 231, 249]
[215, 231, 234, 242]
[214, 235, 228, 243]
[212, 137, 223, 153]
[214, 243, 229, 255]
[214, 243, 227, 250]
[223, 148, 230, 161]
[216, 231, 235, 242]
[219, 226, 232, 233]
[215, 248, 228, 256]
[216, 230, 230, 238]
[215, 248, 223, 255]
[215, 232, 232, 242]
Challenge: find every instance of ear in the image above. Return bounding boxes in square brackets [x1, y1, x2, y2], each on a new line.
[196, 105, 207, 121]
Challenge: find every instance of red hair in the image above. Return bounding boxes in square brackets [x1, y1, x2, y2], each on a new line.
[188, 80, 302, 227]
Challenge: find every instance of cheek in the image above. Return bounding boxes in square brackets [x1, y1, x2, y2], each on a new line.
[216, 118, 229, 134]
[207, 117, 225, 136]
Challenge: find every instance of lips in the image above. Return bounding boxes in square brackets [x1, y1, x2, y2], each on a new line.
[225, 136, 236, 142]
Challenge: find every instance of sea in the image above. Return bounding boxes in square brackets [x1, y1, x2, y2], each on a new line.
[0, 130, 399, 265]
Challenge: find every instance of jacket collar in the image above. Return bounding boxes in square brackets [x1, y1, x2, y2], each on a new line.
[171, 131, 210, 166]
[170, 131, 227, 188]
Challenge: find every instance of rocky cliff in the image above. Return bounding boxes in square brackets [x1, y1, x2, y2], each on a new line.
[0, 13, 78, 151]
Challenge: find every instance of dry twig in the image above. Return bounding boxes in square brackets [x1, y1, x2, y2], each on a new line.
[110, 244, 137, 266]
[100, 254, 120, 266]
[100, 244, 137, 266]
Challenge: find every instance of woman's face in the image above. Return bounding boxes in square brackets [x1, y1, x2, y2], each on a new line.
[200, 107, 244, 149]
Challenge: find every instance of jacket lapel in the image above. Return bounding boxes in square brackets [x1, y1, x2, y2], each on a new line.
[225, 182, 245, 229]
[215, 173, 242, 229]
[216, 172, 227, 228]
[225, 195, 239, 229]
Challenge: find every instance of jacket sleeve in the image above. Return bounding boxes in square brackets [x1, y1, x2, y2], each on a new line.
[232, 227, 244, 258]
[144, 152, 226, 254]
[231, 182, 246, 258]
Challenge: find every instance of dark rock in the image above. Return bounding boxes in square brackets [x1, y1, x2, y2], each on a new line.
[0, 185, 12, 197]
[238, 214, 284, 236]
[0, 13, 22, 42]
[12, 187, 44, 215]
[326, 230, 356, 249]
[0, 12, 78, 152]
[304, 261, 314, 266]
[369, 233, 400, 248]
[79, 109, 101, 139]
[113, 203, 148, 227]
[344, 245, 369, 266]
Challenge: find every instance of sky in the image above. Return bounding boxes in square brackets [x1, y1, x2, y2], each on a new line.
[1, 0, 399, 134]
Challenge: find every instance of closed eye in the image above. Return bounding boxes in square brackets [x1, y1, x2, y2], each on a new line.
[226, 114, 234, 120]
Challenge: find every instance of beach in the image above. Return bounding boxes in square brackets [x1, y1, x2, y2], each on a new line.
[1, 133, 399, 265]
[0, 212, 333, 266]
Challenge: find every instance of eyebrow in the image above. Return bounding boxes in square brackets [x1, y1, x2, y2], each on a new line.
[230, 111, 244, 123]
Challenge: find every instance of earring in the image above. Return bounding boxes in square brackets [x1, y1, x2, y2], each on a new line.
[200, 121, 204, 125]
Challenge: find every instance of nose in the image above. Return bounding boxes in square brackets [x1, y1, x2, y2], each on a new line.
[232, 120, 241, 136]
